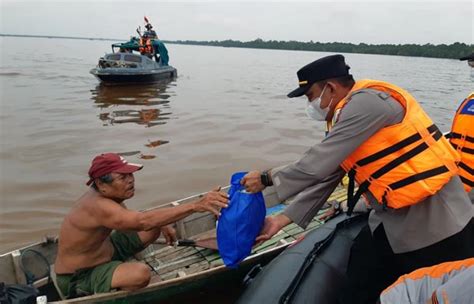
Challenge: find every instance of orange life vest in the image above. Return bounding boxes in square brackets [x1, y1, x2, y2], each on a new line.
[380, 258, 474, 304]
[449, 93, 474, 192]
[331, 80, 459, 214]
[139, 38, 153, 55]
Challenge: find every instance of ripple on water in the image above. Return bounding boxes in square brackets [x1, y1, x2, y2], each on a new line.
[231, 123, 264, 131]
[0, 72, 23, 76]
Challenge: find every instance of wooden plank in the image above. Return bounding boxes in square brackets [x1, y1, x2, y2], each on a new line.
[32, 276, 50, 288]
[144, 246, 186, 260]
[185, 260, 211, 274]
[154, 247, 198, 263]
[202, 252, 222, 263]
[177, 271, 187, 278]
[252, 230, 292, 252]
[157, 261, 210, 282]
[0, 252, 17, 284]
[12, 250, 26, 284]
[145, 243, 217, 274]
[252, 236, 296, 254]
[209, 259, 224, 267]
[282, 223, 304, 234]
[156, 255, 204, 275]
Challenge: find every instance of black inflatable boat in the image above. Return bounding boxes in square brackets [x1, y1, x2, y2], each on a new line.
[237, 213, 368, 304]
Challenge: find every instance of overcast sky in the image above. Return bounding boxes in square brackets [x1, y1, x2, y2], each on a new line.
[1, 0, 472, 44]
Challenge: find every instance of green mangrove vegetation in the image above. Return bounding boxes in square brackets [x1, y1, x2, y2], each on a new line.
[167, 39, 473, 59]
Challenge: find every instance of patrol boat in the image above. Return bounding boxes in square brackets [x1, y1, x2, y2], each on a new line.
[90, 51, 177, 84]
[90, 19, 177, 84]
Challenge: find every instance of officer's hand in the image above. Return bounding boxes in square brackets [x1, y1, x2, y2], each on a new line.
[241, 171, 265, 193]
[320, 204, 336, 220]
[193, 187, 229, 217]
[254, 214, 292, 246]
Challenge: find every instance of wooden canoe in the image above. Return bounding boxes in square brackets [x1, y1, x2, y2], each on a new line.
[0, 184, 348, 303]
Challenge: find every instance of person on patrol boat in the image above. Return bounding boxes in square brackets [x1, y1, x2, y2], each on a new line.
[379, 258, 474, 304]
[241, 54, 474, 304]
[139, 32, 154, 57]
[138, 17, 155, 57]
[144, 23, 158, 39]
[449, 92, 474, 202]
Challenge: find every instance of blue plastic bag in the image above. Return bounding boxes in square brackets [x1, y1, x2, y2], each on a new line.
[217, 172, 266, 268]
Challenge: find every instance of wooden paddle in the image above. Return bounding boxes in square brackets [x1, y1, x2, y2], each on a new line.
[154, 237, 218, 250]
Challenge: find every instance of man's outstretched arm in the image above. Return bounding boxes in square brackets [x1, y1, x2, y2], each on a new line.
[95, 189, 229, 232]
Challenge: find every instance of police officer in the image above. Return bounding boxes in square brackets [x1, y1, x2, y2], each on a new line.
[242, 55, 474, 304]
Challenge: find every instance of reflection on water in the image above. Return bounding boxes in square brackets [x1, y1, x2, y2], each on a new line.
[145, 139, 170, 147]
[91, 81, 174, 127]
[89, 80, 175, 159]
[98, 108, 171, 127]
[91, 81, 173, 106]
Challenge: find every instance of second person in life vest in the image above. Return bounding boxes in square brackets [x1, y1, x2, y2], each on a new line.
[241, 54, 474, 304]
[449, 92, 474, 202]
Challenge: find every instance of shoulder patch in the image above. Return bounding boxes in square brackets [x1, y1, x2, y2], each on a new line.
[349, 89, 369, 98]
[460, 99, 474, 115]
[345, 90, 366, 104]
[348, 89, 390, 103]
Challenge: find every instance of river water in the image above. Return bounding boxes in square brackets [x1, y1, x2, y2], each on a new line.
[0, 37, 472, 253]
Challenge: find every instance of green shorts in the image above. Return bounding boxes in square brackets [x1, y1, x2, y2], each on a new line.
[56, 231, 145, 299]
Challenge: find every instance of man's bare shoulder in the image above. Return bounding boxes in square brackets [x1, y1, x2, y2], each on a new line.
[68, 190, 124, 228]
[81, 189, 126, 210]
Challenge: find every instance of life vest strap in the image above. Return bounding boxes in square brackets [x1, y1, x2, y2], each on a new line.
[370, 129, 443, 180]
[346, 179, 369, 216]
[450, 132, 474, 144]
[355, 124, 439, 167]
[387, 166, 449, 191]
[459, 161, 474, 176]
[451, 143, 474, 155]
[460, 175, 474, 187]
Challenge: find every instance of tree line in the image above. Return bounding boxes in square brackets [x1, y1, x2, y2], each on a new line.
[166, 39, 473, 60]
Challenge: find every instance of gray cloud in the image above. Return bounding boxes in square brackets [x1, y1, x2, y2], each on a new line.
[1, 1, 472, 44]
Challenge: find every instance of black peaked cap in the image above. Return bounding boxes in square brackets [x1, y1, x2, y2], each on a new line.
[287, 54, 351, 98]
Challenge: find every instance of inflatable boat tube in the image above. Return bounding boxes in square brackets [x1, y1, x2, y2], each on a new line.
[237, 213, 368, 304]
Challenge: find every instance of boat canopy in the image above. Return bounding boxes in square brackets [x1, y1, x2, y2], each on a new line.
[111, 37, 170, 66]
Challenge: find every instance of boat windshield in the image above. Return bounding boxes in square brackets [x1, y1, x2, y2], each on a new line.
[124, 55, 142, 63]
[106, 54, 121, 61]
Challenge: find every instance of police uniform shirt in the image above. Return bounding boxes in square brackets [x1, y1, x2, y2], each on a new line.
[271, 89, 474, 254]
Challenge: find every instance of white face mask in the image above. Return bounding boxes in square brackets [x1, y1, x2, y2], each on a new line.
[306, 84, 332, 121]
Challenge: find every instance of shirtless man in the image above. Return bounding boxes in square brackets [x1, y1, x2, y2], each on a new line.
[54, 153, 229, 298]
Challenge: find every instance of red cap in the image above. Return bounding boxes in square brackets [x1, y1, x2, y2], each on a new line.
[86, 153, 143, 186]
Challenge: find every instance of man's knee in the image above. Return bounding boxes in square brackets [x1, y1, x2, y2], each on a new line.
[111, 262, 151, 291]
[135, 263, 151, 288]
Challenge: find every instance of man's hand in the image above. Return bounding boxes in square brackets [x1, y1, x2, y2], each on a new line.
[255, 214, 292, 245]
[193, 187, 229, 217]
[160, 224, 177, 245]
[241, 171, 265, 193]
